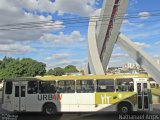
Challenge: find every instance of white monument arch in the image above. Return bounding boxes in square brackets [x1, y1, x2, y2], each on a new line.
[87, 0, 160, 84]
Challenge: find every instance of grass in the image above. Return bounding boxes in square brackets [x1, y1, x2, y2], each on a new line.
[151, 88, 160, 96]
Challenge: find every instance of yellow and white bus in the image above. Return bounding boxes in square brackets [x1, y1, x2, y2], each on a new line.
[2, 74, 152, 114]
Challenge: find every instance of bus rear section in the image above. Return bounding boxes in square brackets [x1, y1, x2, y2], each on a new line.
[134, 78, 152, 112]
[117, 78, 152, 113]
[2, 80, 28, 112]
[2, 76, 152, 114]
[94, 77, 152, 113]
[2, 80, 59, 113]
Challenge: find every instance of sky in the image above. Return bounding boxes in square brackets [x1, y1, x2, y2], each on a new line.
[0, 0, 160, 70]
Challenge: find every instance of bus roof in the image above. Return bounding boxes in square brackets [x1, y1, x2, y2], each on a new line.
[4, 77, 37, 81]
[4, 74, 149, 81]
[38, 74, 148, 81]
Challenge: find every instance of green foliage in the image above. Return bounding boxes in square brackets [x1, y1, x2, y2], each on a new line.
[0, 56, 80, 80]
[64, 65, 79, 73]
[4, 59, 24, 78]
[0, 56, 15, 69]
[46, 65, 79, 76]
[47, 69, 55, 75]
[53, 67, 65, 76]
[21, 58, 46, 77]
[0, 57, 46, 80]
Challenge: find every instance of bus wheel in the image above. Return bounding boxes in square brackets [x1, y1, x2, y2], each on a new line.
[118, 102, 132, 114]
[43, 103, 57, 115]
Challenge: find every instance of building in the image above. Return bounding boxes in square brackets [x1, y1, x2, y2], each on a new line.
[123, 63, 140, 69]
[155, 58, 160, 65]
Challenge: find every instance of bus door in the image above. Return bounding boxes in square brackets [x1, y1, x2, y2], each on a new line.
[13, 82, 26, 112]
[136, 81, 149, 111]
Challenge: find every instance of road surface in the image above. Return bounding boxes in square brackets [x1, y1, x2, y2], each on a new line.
[0, 104, 160, 120]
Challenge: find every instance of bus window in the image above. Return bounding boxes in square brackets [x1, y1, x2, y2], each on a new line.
[76, 80, 94, 93]
[96, 79, 114, 92]
[116, 78, 134, 92]
[21, 86, 26, 97]
[57, 80, 75, 93]
[15, 86, 19, 97]
[28, 81, 38, 94]
[5, 81, 12, 94]
[137, 83, 142, 95]
[143, 83, 148, 95]
[39, 81, 56, 94]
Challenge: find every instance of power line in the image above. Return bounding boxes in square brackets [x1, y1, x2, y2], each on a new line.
[0, 10, 160, 28]
[0, 12, 160, 31]
[0, 18, 160, 31]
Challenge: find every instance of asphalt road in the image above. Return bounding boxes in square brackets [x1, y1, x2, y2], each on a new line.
[0, 104, 160, 120]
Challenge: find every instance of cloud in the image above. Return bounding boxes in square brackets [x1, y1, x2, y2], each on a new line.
[0, 0, 66, 55]
[122, 19, 130, 24]
[50, 21, 65, 30]
[40, 31, 85, 45]
[134, 42, 151, 48]
[46, 53, 72, 60]
[0, 34, 36, 55]
[108, 51, 134, 67]
[0, 0, 64, 42]
[111, 53, 128, 58]
[16, 0, 55, 13]
[47, 58, 88, 70]
[153, 55, 160, 58]
[15, 0, 98, 17]
[129, 33, 149, 39]
[0, 39, 15, 45]
[122, 19, 144, 28]
[109, 56, 135, 67]
[0, 0, 96, 57]
[0, 18, 64, 42]
[129, 0, 138, 7]
[138, 12, 150, 19]
[127, 28, 160, 40]
[53, 0, 97, 16]
[155, 41, 160, 45]
[0, 43, 33, 54]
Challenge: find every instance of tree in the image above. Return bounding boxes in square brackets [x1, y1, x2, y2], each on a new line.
[0, 69, 8, 80]
[7, 60, 24, 77]
[47, 69, 55, 75]
[0, 59, 24, 79]
[0, 57, 46, 80]
[64, 65, 79, 73]
[0, 60, 3, 69]
[0, 56, 15, 69]
[21, 58, 46, 77]
[54, 67, 65, 76]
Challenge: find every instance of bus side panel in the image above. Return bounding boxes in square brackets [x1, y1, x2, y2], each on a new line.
[25, 94, 42, 112]
[95, 92, 137, 111]
[60, 93, 95, 112]
[59, 93, 76, 112]
[2, 81, 14, 112]
[25, 94, 59, 112]
[76, 93, 95, 112]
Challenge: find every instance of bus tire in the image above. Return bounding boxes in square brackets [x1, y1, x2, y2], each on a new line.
[117, 102, 132, 114]
[43, 103, 57, 115]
